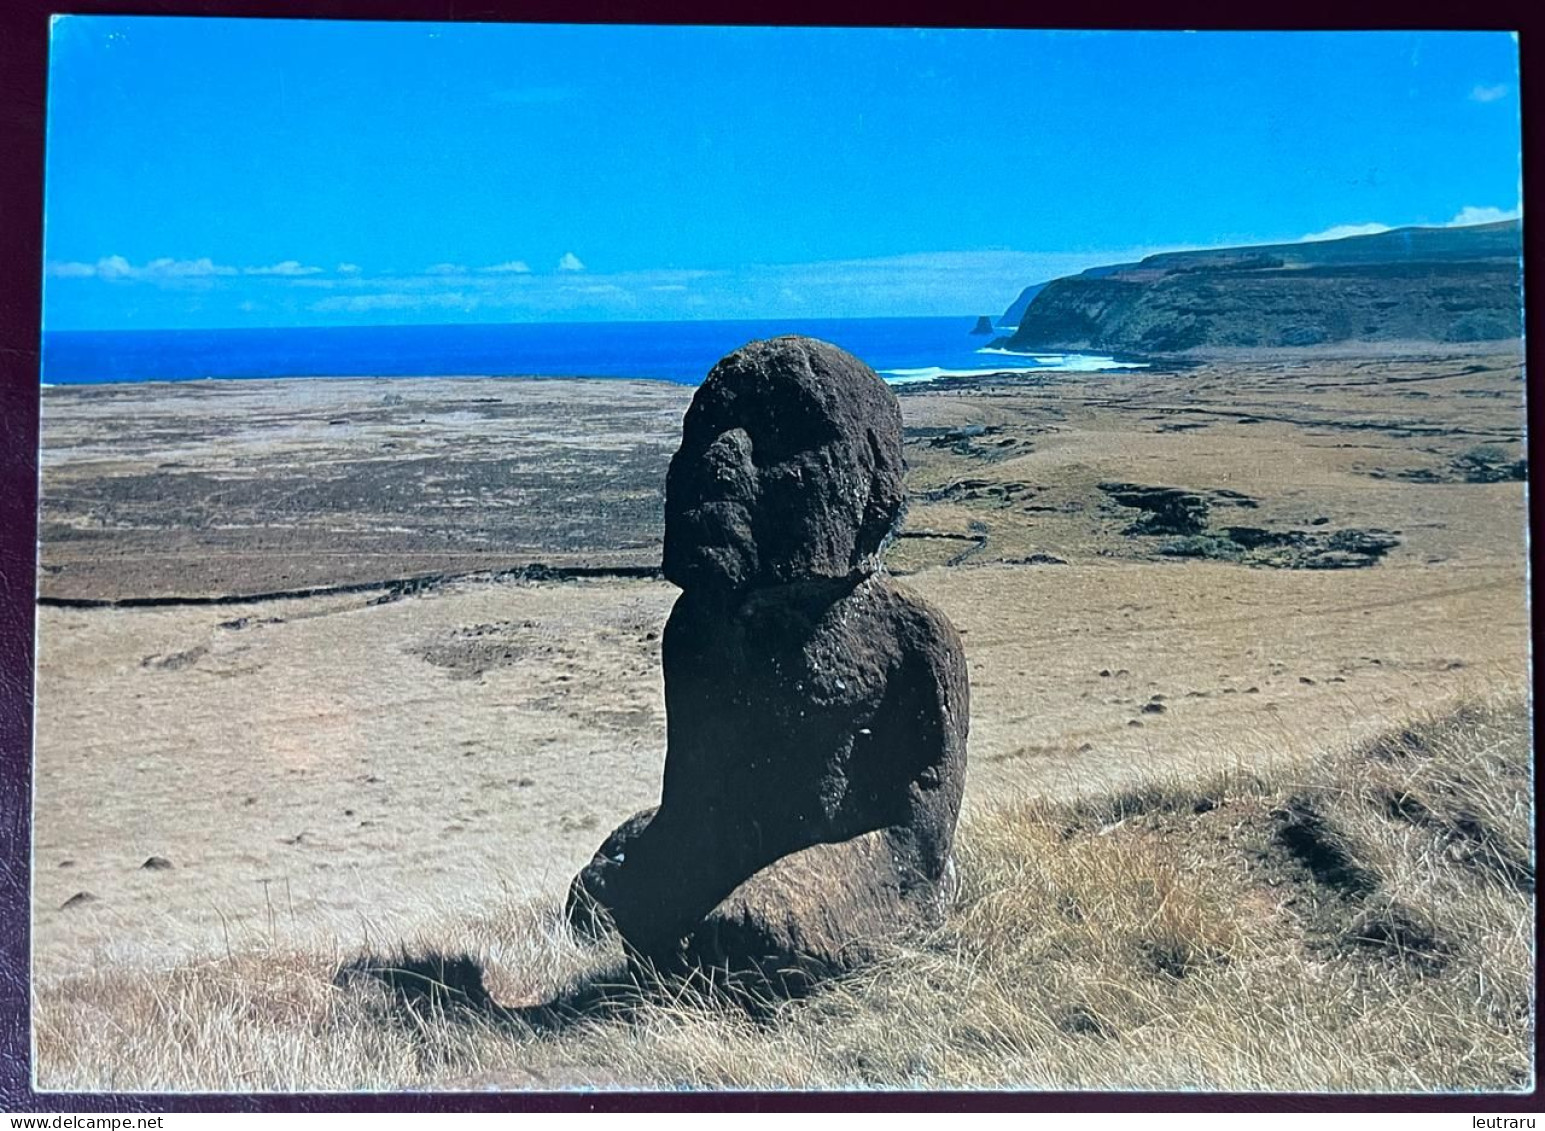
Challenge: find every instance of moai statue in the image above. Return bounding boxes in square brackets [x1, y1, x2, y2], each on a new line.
[566, 336, 968, 990]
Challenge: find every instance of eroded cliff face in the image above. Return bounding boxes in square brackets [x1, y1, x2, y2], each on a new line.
[1004, 222, 1522, 354]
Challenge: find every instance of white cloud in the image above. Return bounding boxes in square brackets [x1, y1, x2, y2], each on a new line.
[1297, 207, 1520, 242]
[145, 256, 238, 277]
[51, 254, 349, 283]
[293, 247, 1216, 322]
[558, 252, 586, 272]
[1298, 222, 1393, 243]
[426, 262, 469, 276]
[96, 255, 133, 279]
[48, 255, 242, 280]
[46, 261, 99, 278]
[1470, 83, 1510, 103]
[1448, 205, 1521, 226]
[478, 260, 532, 274]
[244, 260, 324, 276]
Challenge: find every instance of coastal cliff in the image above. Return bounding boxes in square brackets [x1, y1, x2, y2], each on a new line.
[996, 282, 1046, 327]
[1002, 221, 1522, 354]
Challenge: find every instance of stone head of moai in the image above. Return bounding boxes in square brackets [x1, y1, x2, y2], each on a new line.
[661, 336, 907, 594]
[566, 336, 968, 996]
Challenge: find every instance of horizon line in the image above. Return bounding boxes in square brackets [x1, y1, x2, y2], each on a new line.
[41, 312, 998, 336]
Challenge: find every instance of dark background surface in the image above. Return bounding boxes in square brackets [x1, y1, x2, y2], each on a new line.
[2, 0, 1540, 1112]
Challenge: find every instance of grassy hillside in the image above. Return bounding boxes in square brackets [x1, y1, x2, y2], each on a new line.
[1141, 219, 1523, 271]
[35, 693, 1534, 1093]
[1004, 221, 1523, 354]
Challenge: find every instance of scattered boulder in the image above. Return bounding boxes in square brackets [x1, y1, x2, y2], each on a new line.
[567, 338, 969, 994]
[914, 424, 1027, 461]
[929, 424, 988, 447]
[1209, 488, 1260, 509]
[60, 891, 98, 910]
[1222, 526, 1301, 550]
[1157, 534, 1245, 561]
[141, 856, 174, 871]
[140, 645, 208, 671]
[1324, 529, 1400, 557]
[1102, 481, 1400, 569]
[1099, 482, 1210, 536]
[1382, 446, 1527, 485]
[1455, 446, 1528, 483]
[921, 478, 1038, 506]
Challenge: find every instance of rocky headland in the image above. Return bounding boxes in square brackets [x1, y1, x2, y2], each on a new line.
[997, 220, 1522, 355]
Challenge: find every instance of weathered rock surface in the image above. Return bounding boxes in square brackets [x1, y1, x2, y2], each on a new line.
[660, 337, 908, 592]
[1101, 481, 1401, 569]
[1099, 482, 1210, 535]
[567, 337, 969, 992]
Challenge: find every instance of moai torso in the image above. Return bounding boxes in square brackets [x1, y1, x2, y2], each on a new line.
[660, 574, 966, 872]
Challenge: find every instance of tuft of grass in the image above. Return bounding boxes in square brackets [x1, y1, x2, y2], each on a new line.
[35, 695, 1534, 1093]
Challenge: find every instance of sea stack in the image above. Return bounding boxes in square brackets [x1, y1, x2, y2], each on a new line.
[971, 315, 995, 335]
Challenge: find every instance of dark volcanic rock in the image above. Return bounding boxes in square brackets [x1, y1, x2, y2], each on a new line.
[1325, 529, 1400, 557]
[1295, 529, 1401, 570]
[1389, 449, 1527, 485]
[1098, 476, 1400, 570]
[140, 856, 174, 871]
[1156, 534, 1245, 561]
[922, 478, 1039, 506]
[998, 282, 1049, 329]
[1222, 526, 1302, 550]
[1455, 451, 1528, 483]
[1099, 482, 1210, 535]
[568, 337, 969, 994]
[927, 424, 988, 447]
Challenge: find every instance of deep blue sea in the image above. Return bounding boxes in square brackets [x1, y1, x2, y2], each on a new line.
[41, 316, 1143, 387]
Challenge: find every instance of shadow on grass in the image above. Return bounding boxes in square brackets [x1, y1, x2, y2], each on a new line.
[335, 946, 810, 1037]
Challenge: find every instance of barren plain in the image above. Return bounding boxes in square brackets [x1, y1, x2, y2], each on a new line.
[33, 347, 1530, 1007]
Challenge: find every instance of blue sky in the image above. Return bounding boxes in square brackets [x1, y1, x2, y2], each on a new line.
[43, 20, 1522, 331]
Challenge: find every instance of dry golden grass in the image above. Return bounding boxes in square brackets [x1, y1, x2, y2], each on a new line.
[34, 353, 1530, 985]
[35, 693, 1533, 1093]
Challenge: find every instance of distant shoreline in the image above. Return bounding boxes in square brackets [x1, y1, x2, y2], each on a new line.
[38, 315, 1139, 387]
[39, 365, 1142, 393]
[40, 371, 687, 391]
[39, 336, 1522, 392]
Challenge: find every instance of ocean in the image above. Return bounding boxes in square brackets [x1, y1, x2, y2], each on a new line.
[40, 316, 1143, 387]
